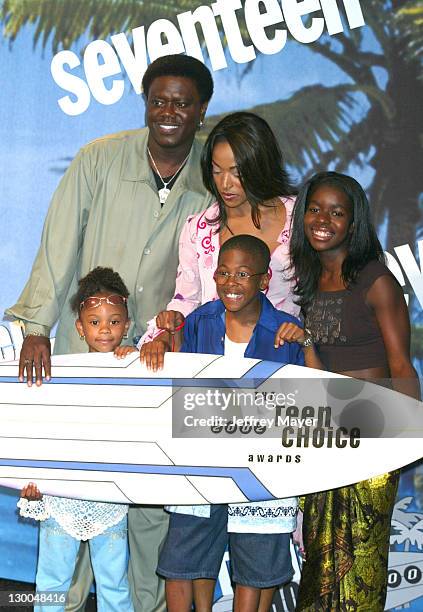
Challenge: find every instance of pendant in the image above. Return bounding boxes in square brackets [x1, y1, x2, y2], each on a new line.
[159, 187, 170, 205]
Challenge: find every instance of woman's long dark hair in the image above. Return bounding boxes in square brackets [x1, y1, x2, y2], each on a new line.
[201, 112, 296, 230]
[291, 171, 384, 309]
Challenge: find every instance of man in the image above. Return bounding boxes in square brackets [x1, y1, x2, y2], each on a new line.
[6, 54, 214, 612]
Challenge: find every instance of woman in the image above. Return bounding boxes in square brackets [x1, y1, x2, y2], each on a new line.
[286, 171, 420, 611]
[139, 111, 299, 368]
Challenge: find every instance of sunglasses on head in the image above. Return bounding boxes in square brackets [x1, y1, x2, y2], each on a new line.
[79, 294, 128, 310]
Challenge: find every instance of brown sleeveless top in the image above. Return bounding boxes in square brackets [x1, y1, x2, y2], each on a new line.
[305, 260, 397, 372]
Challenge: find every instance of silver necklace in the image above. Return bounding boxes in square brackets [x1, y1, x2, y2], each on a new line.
[147, 147, 190, 205]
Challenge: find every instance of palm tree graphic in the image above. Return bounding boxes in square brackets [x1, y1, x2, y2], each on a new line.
[1, 0, 421, 251]
[391, 497, 423, 551]
[389, 497, 423, 610]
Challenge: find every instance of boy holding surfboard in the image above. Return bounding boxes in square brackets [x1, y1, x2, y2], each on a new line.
[158, 235, 305, 612]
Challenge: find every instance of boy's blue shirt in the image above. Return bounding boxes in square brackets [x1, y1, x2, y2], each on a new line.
[180, 292, 304, 366]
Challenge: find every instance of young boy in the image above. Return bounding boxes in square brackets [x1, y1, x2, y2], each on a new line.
[157, 235, 304, 612]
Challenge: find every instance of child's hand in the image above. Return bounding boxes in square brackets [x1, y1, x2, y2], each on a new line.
[274, 322, 305, 347]
[114, 346, 137, 359]
[156, 310, 185, 334]
[21, 482, 42, 500]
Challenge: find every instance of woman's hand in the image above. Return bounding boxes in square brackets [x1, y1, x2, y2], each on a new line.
[21, 482, 42, 500]
[114, 346, 137, 359]
[274, 322, 305, 348]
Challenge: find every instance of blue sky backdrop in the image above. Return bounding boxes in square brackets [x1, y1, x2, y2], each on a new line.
[0, 22, 368, 312]
[1, 16, 422, 609]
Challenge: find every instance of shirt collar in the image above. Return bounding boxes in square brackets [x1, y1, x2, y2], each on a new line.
[211, 292, 281, 333]
[121, 129, 206, 195]
[255, 292, 282, 333]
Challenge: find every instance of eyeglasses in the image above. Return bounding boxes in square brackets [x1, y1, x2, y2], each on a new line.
[80, 295, 128, 310]
[213, 271, 267, 284]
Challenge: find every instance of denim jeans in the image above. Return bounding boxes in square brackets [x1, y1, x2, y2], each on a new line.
[158, 505, 293, 588]
[35, 515, 133, 612]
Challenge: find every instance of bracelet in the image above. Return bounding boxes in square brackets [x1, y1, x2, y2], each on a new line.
[301, 328, 313, 348]
[171, 321, 185, 352]
[173, 322, 185, 333]
[155, 322, 186, 352]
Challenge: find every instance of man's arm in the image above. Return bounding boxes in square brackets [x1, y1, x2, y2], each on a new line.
[6, 147, 95, 385]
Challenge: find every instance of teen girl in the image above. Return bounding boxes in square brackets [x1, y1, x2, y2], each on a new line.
[279, 171, 420, 611]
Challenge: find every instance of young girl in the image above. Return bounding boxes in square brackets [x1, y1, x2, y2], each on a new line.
[18, 267, 135, 612]
[282, 172, 420, 611]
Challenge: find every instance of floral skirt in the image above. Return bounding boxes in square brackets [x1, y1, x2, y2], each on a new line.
[297, 471, 399, 611]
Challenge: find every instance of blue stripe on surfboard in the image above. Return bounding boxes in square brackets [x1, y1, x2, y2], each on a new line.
[178, 362, 288, 389]
[0, 362, 285, 388]
[0, 376, 172, 386]
[0, 458, 275, 501]
[241, 360, 287, 379]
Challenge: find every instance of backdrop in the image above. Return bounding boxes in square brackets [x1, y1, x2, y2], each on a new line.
[0, 1, 422, 609]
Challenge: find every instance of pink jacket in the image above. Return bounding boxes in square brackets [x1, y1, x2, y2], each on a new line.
[140, 197, 299, 345]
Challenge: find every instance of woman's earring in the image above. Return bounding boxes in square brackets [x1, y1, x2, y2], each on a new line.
[123, 332, 129, 339]
[79, 335, 85, 341]
[198, 119, 204, 129]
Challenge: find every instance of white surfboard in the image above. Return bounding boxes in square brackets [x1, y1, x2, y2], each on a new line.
[0, 352, 421, 503]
